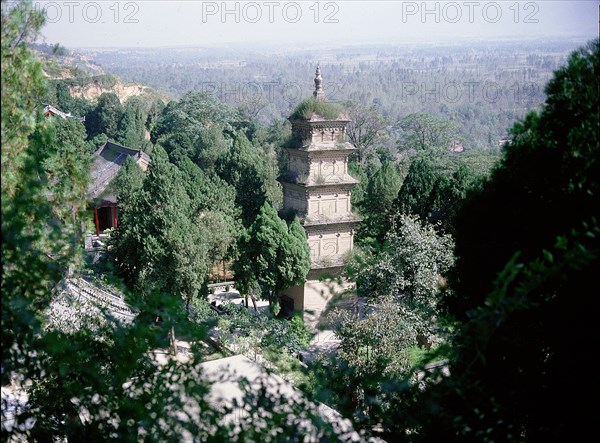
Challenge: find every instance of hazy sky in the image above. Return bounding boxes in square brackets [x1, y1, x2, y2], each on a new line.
[33, 0, 598, 48]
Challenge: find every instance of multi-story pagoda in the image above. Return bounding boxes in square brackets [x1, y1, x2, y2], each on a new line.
[280, 67, 360, 314]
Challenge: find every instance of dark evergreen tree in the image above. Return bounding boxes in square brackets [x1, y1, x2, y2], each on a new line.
[117, 96, 146, 148]
[395, 157, 437, 221]
[85, 92, 123, 140]
[233, 203, 310, 312]
[218, 131, 280, 226]
[356, 161, 402, 245]
[449, 38, 600, 318]
[111, 155, 145, 212]
[426, 163, 479, 234]
[111, 146, 208, 305]
[387, 39, 600, 443]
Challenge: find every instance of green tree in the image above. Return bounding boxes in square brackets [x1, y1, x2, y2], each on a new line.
[398, 112, 460, 153]
[111, 155, 145, 211]
[2, 0, 65, 386]
[2, 0, 92, 378]
[281, 217, 312, 291]
[41, 117, 91, 266]
[175, 156, 241, 268]
[348, 161, 368, 212]
[449, 38, 600, 318]
[144, 98, 164, 133]
[52, 117, 90, 154]
[233, 203, 310, 312]
[192, 123, 230, 172]
[356, 161, 402, 245]
[388, 39, 600, 443]
[85, 92, 123, 140]
[55, 81, 73, 111]
[117, 95, 146, 148]
[392, 156, 479, 235]
[395, 157, 438, 220]
[151, 91, 236, 145]
[426, 163, 479, 233]
[328, 299, 416, 428]
[111, 146, 208, 306]
[150, 93, 282, 226]
[1, 1, 46, 194]
[351, 214, 455, 342]
[328, 214, 454, 434]
[219, 131, 281, 226]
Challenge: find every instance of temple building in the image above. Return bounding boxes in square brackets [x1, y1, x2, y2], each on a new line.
[280, 67, 360, 315]
[88, 141, 150, 235]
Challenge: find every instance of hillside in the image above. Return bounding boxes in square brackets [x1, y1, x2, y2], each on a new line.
[35, 44, 171, 105]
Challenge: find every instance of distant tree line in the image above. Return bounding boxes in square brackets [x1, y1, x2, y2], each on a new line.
[85, 40, 581, 151]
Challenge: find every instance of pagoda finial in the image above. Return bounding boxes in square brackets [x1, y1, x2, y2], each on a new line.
[313, 65, 325, 101]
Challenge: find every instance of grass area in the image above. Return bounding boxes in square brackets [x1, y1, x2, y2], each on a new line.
[407, 346, 430, 366]
[290, 97, 345, 120]
[407, 343, 452, 367]
[264, 348, 314, 388]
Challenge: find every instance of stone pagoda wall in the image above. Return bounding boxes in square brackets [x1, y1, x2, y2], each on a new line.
[306, 187, 352, 219]
[308, 155, 348, 183]
[307, 228, 354, 267]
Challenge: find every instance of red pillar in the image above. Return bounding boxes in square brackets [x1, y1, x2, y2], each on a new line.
[94, 207, 100, 235]
[113, 206, 118, 229]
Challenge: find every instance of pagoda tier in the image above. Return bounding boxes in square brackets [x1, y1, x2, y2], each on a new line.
[280, 147, 359, 188]
[280, 182, 360, 226]
[288, 118, 353, 152]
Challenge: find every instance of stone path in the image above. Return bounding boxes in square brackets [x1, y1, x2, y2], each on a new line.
[300, 329, 340, 363]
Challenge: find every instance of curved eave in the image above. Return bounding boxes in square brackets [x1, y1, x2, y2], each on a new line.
[301, 217, 361, 228]
[283, 142, 356, 153]
[279, 178, 360, 188]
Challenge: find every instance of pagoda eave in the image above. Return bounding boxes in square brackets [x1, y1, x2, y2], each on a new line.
[301, 217, 361, 228]
[284, 142, 356, 153]
[279, 179, 360, 189]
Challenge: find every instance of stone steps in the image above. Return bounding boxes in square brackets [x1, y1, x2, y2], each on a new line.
[65, 277, 137, 321]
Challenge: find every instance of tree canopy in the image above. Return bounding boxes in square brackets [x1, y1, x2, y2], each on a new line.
[387, 38, 600, 443]
[397, 112, 461, 152]
[111, 146, 211, 305]
[85, 92, 123, 140]
[394, 156, 479, 235]
[356, 161, 402, 245]
[5, 1, 598, 440]
[233, 203, 310, 311]
[449, 38, 600, 317]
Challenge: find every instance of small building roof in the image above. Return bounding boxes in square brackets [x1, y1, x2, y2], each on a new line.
[87, 141, 150, 206]
[43, 104, 85, 122]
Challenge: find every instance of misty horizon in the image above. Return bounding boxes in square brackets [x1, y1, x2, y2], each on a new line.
[30, 1, 598, 50]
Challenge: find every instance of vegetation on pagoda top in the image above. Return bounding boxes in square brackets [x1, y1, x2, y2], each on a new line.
[289, 97, 346, 121]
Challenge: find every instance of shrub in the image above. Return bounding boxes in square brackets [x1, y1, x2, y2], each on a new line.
[290, 97, 344, 120]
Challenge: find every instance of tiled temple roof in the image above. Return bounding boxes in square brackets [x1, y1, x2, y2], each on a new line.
[87, 141, 150, 205]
